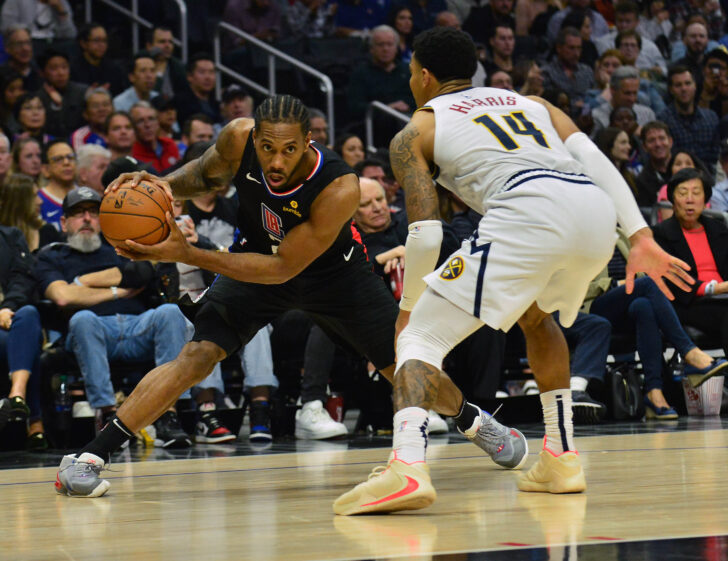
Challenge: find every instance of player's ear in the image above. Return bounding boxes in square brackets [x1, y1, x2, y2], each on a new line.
[305, 131, 312, 146]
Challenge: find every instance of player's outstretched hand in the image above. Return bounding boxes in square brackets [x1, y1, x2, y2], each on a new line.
[115, 212, 191, 264]
[626, 228, 694, 300]
[106, 171, 174, 203]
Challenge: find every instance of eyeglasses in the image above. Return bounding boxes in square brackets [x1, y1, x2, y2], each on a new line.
[49, 153, 76, 164]
[67, 206, 99, 217]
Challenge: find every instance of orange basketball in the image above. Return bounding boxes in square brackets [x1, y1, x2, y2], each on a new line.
[99, 181, 173, 248]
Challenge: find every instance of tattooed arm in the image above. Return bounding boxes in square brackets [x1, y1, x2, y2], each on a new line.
[107, 118, 252, 201]
[389, 110, 439, 223]
[390, 110, 443, 313]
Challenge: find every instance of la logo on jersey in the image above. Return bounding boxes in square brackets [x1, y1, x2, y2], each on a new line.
[440, 256, 464, 280]
[261, 203, 284, 240]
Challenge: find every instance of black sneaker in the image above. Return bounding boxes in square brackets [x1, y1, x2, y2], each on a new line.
[572, 391, 607, 424]
[0, 396, 30, 432]
[26, 432, 49, 451]
[153, 411, 192, 448]
[249, 401, 273, 442]
[196, 411, 236, 443]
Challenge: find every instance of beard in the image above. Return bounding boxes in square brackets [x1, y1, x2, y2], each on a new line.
[67, 231, 102, 253]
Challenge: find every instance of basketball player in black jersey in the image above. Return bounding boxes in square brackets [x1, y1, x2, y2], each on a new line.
[55, 94, 527, 498]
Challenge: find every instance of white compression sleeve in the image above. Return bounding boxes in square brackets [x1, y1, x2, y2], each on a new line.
[564, 132, 647, 237]
[399, 220, 443, 311]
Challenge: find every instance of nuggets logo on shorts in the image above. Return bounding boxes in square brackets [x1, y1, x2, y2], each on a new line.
[440, 256, 464, 280]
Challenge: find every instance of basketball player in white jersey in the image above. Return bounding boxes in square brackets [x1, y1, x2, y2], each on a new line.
[334, 27, 694, 515]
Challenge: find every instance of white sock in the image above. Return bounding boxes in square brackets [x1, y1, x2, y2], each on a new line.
[540, 389, 576, 455]
[570, 376, 588, 392]
[392, 407, 429, 464]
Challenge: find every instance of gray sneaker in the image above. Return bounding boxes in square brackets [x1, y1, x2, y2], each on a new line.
[55, 453, 111, 497]
[459, 406, 529, 469]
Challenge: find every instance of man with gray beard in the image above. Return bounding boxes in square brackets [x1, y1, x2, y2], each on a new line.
[34, 187, 233, 448]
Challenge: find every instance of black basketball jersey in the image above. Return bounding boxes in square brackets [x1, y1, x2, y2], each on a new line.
[230, 137, 367, 276]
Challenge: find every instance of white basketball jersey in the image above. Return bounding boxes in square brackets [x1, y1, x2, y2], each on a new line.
[425, 87, 587, 214]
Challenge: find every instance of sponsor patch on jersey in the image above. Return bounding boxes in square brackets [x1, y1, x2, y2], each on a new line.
[261, 203, 284, 240]
[440, 256, 464, 280]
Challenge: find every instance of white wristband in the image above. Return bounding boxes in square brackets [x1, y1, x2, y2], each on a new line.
[705, 280, 717, 295]
[73, 276, 83, 286]
[110, 286, 118, 299]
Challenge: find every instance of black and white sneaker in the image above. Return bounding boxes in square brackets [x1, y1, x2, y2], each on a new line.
[153, 411, 193, 448]
[196, 411, 236, 443]
[572, 391, 607, 424]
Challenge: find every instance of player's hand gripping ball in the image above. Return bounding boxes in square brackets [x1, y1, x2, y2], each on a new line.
[99, 180, 173, 248]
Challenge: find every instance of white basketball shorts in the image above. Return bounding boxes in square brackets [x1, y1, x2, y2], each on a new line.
[424, 174, 617, 331]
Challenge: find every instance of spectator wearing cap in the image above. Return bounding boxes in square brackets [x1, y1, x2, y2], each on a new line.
[129, 101, 179, 173]
[104, 111, 135, 161]
[145, 26, 187, 100]
[112, 52, 159, 113]
[594, 1, 666, 76]
[174, 53, 220, 128]
[709, 140, 728, 212]
[0, 25, 42, 92]
[591, 66, 655, 136]
[36, 49, 87, 139]
[33, 187, 232, 447]
[213, 85, 253, 137]
[177, 114, 214, 159]
[70, 88, 114, 151]
[699, 48, 728, 119]
[71, 22, 126, 96]
[76, 144, 111, 195]
[152, 96, 179, 139]
[1, 0, 76, 42]
[38, 140, 77, 231]
[657, 65, 720, 174]
[636, 121, 673, 207]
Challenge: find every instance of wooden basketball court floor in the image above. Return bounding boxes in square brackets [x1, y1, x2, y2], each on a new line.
[3, 418, 728, 561]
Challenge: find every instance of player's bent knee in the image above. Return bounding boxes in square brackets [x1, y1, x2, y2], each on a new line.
[175, 341, 226, 383]
[517, 304, 552, 334]
[395, 326, 447, 376]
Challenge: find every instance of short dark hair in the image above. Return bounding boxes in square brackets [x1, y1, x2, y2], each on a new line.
[182, 113, 213, 137]
[254, 94, 310, 136]
[640, 120, 671, 143]
[614, 1, 639, 16]
[78, 22, 105, 43]
[38, 48, 69, 71]
[488, 23, 514, 41]
[131, 50, 154, 73]
[353, 157, 388, 176]
[412, 27, 476, 82]
[41, 139, 73, 164]
[146, 25, 174, 45]
[104, 110, 133, 134]
[555, 26, 581, 46]
[12, 92, 42, 122]
[615, 29, 641, 49]
[561, 9, 590, 32]
[667, 64, 694, 87]
[186, 52, 214, 74]
[666, 167, 713, 203]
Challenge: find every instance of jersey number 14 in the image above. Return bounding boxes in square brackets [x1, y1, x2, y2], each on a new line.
[474, 111, 550, 151]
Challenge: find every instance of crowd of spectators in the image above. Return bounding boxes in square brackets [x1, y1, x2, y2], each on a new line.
[4, 0, 728, 454]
